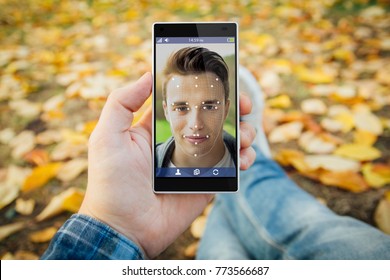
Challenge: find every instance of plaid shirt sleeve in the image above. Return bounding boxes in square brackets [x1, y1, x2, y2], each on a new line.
[41, 214, 145, 260]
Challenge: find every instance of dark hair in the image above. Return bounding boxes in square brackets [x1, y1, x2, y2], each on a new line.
[162, 47, 229, 100]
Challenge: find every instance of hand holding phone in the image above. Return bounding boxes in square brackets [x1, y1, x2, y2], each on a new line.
[153, 23, 239, 192]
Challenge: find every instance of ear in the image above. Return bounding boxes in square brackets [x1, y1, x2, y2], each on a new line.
[223, 99, 230, 120]
[163, 100, 170, 122]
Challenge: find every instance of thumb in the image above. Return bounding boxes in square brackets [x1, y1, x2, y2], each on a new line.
[95, 73, 152, 135]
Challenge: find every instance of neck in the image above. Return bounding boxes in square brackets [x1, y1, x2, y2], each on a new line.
[172, 139, 225, 167]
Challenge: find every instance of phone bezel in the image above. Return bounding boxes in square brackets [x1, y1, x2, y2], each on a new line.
[152, 22, 239, 193]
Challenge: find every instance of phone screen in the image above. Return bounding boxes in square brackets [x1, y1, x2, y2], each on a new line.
[153, 23, 238, 192]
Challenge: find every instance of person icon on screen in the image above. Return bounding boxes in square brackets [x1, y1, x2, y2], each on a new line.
[175, 169, 181, 175]
[156, 47, 236, 168]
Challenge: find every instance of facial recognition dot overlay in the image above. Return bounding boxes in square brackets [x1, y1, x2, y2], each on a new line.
[165, 73, 227, 159]
[155, 42, 236, 178]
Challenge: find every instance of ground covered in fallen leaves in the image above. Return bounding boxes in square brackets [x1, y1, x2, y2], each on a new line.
[1, 0, 390, 260]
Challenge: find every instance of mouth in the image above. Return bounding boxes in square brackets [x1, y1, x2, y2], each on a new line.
[183, 134, 210, 144]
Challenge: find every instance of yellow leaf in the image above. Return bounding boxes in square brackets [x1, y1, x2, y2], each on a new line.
[61, 129, 88, 145]
[254, 34, 275, 51]
[295, 66, 335, 84]
[62, 189, 84, 212]
[29, 227, 57, 243]
[274, 149, 305, 166]
[190, 216, 207, 239]
[333, 48, 355, 63]
[372, 164, 390, 177]
[267, 94, 292, 109]
[0, 222, 25, 241]
[184, 242, 199, 258]
[273, 149, 312, 173]
[125, 35, 142, 46]
[353, 130, 377, 146]
[362, 163, 390, 188]
[41, 109, 65, 121]
[333, 112, 355, 132]
[22, 162, 62, 192]
[374, 192, 390, 235]
[334, 143, 381, 161]
[319, 170, 369, 193]
[203, 202, 214, 216]
[36, 187, 85, 222]
[78, 120, 98, 136]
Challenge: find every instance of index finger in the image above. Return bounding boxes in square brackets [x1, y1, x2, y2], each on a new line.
[240, 93, 252, 116]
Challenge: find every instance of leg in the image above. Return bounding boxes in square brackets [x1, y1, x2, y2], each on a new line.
[219, 147, 390, 259]
[196, 197, 252, 260]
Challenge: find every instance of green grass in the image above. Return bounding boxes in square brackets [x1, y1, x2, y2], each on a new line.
[156, 119, 236, 144]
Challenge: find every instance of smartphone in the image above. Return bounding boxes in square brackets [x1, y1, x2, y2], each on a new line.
[153, 22, 239, 193]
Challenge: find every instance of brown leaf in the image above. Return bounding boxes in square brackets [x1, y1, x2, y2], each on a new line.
[354, 111, 383, 136]
[15, 198, 35, 215]
[304, 155, 361, 172]
[50, 142, 87, 161]
[36, 129, 63, 145]
[57, 158, 88, 182]
[0, 128, 15, 145]
[9, 99, 41, 118]
[2, 251, 39, 260]
[23, 149, 50, 166]
[9, 130, 36, 159]
[298, 131, 336, 154]
[0, 182, 19, 210]
[29, 227, 58, 243]
[0, 222, 25, 241]
[0, 165, 31, 210]
[301, 98, 327, 115]
[269, 121, 304, 143]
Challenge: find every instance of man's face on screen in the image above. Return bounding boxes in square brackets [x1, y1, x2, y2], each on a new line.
[163, 72, 229, 159]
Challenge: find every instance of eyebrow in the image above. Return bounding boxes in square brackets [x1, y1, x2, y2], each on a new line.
[171, 100, 221, 106]
[171, 102, 188, 106]
[202, 99, 220, 104]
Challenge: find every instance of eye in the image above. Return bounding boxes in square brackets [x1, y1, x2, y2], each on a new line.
[174, 106, 190, 112]
[202, 105, 218, 110]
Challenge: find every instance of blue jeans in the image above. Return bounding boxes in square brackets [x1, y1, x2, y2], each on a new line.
[197, 146, 390, 260]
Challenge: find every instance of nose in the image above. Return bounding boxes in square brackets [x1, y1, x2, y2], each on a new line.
[188, 107, 204, 131]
